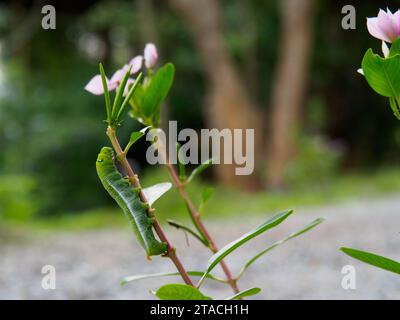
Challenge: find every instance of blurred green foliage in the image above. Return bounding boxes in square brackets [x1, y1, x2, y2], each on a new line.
[0, 174, 37, 220]
[286, 134, 343, 188]
[0, 0, 400, 220]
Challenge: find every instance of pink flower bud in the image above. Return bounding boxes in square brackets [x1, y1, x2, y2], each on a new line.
[144, 43, 158, 69]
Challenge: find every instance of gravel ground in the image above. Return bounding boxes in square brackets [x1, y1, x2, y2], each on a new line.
[0, 196, 399, 300]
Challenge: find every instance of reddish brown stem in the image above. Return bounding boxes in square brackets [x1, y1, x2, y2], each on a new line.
[164, 157, 240, 294]
[106, 126, 193, 286]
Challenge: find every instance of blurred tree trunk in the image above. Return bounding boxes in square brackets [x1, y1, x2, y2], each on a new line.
[169, 0, 261, 190]
[266, 0, 314, 189]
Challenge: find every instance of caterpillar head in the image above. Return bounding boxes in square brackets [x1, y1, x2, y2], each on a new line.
[96, 147, 114, 164]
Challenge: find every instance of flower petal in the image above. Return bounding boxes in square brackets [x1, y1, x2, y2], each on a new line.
[129, 55, 143, 74]
[84, 75, 106, 95]
[377, 9, 398, 42]
[357, 68, 364, 76]
[144, 43, 158, 69]
[367, 17, 391, 42]
[110, 66, 128, 86]
[123, 78, 136, 96]
[382, 41, 390, 58]
[393, 10, 400, 35]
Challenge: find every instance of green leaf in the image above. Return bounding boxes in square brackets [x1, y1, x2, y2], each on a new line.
[111, 65, 132, 122]
[362, 48, 400, 98]
[121, 271, 226, 286]
[236, 218, 324, 279]
[389, 97, 400, 120]
[131, 63, 175, 126]
[187, 158, 214, 183]
[389, 38, 400, 57]
[116, 72, 143, 121]
[199, 187, 214, 213]
[124, 126, 151, 154]
[99, 63, 112, 123]
[129, 84, 147, 125]
[167, 219, 209, 246]
[340, 247, 400, 275]
[225, 287, 261, 300]
[198, 210, 294, 287]
[155, 284, 212, 300]
[142, 182, 172, 206]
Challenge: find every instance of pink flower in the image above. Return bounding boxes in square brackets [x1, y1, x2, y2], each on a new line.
[129, 55, 144, 73]
[85, 75, 110, 95]
[85, 43, 159, 95]
[144, 43, 158, 69]
[367, 8, 400, 43]
[85, 63, 137, 95]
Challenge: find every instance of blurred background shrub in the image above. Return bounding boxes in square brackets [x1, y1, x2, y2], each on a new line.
[0, 0, 399, 222]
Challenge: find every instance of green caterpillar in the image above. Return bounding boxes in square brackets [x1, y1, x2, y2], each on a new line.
[96, 147, 167, 257]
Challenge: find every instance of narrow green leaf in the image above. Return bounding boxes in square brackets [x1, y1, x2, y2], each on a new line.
[167, 219, 209, 246]
[187, 158, 214, 183]
[341, 247, 400, 275]
[198, 210, 294, 287]
[121, 271, 226, 286]
[155, 284, 212, 300]
[111, 65, 132, 121]
[236, 218, 324, 279]
[362, 48, 400, 98]
[116, 72, 143, 121]
[176, 143, 186, 181]
[225, 287, 261, 300]
[99, 63, 112, 123]
[142, 182, 172, 206]
[199, 187, 214, 213]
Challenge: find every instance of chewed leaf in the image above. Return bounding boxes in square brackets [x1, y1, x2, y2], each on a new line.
[236, 218, 324, 279]
[121, 271, 226, 286]
[341, 247, 400, 275]
[225, 287, 261, 300]
[155, 283, 212, 300]
[198, 210, 294, 287]
[142, 182, 172, 206]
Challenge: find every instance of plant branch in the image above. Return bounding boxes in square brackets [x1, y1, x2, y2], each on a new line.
[106, 126, 194, 286]
[156, 140, 239, 293]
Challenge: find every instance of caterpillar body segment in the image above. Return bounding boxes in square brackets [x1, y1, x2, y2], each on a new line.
[96, 147, 167, 256]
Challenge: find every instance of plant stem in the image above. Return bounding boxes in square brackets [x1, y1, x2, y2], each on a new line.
[160, 145, 239, 293]
[106, 126, 194, 286]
